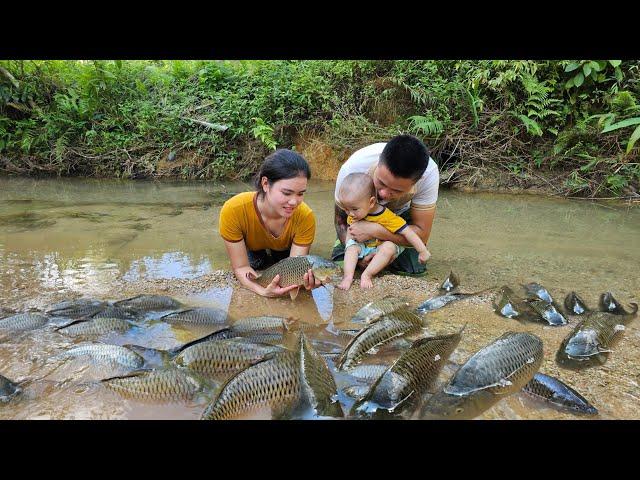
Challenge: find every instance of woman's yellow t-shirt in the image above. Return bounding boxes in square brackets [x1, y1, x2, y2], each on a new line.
[218, 191, 316, 251]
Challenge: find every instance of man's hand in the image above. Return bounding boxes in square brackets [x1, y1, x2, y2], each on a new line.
[347, 221, 378, 243]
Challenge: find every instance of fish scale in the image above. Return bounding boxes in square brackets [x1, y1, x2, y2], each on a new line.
[58, 317, 131, 336]
[337, 309, 424, 370]
[114, 294, 181, 311]
[297, 334, 343, 417]
[173, 338, 283, 375]
[350, 296, 411, 325]
[161, 307, 227, 325]
[201, 350, 300, 420]
[0, 313, 49, 331]
[255, 255, 341, 291]
[102, 368, 202, 401]
[353, 331, 462, 415]
[56, 344, 144, 370]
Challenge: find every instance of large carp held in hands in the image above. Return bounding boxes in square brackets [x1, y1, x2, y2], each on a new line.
[254, 255, 342, 300]
[421, 332, 543, 419]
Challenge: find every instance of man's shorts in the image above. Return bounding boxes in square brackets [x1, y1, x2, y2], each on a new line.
[331, 209, 427, 276]
[345, 238, 404, 260]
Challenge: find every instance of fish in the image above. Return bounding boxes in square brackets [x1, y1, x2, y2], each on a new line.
[0, 374, 21, 402]
[522, 372, 598, 415]
[0, 313, 49, 332]
[230, 316, 294, 334]
[351, 329, 462, 417]
[173, 337, 283, 376]
[294, 333, 343, 418]
[523, 282, 554, 304]
[46, 299, 108, 318]
[556, 305, 638, 370]
[53, 344, 145, 370]
[564, 292, 589, 315]
[102, 368, 203, 401]
[56, 317, 132, 336]
[494, 286, 521, 319]
[91, 305, 138, 320]
[161, 307, 228, 325]
[349, 296, 411, 325]
[201, 350, 300, 420]
[344, 364, 389, 383]
[337, 309, 424, 370]
[527, 299, 568, 326]
[599, 292, 634, 315]
[114, 294, 181, 311]
[416, 292, 476, 314]
[254, 255, 342, 300]
[344, 385, 370, 399]
[421, 332, 543, 420]
[439, 271, 460, 293]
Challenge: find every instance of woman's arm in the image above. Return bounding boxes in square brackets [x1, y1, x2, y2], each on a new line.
[224, 239, 298, 297]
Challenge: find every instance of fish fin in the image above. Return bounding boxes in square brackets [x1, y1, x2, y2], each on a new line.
[100, 368, 154, 383]
[160, 308, 195, 320]
[113, 295, 143, 307]
[289, 287, 301, 301]
[283, 316, 299, 331]
[53, 318, 91, 332]
[168, 327, 232, 355]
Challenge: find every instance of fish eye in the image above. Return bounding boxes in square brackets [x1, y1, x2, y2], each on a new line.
[456, 408, 464, 413]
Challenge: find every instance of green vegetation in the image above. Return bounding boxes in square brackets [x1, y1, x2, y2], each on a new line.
[1, 60, 638, 198]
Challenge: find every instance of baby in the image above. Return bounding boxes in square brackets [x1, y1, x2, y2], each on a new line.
[336, 172, 431, 290]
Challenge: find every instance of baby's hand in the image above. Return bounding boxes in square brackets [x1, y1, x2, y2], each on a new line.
[418, 249, 431, 264]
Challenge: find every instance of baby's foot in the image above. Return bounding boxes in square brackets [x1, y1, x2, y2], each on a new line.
[337, 277, 353, 290]
[360, 275, 374, 289]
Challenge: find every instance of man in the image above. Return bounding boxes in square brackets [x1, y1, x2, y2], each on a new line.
[331, 134, 439, 275]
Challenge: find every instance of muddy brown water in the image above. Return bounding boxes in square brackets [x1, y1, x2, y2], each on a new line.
[0, 177, 638, 420]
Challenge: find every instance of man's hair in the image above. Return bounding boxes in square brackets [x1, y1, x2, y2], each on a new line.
[338, 172, 376, 201]
[379, 134, 430, 181]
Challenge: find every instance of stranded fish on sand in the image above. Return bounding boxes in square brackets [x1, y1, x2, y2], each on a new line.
[114, 294, 182, 312]
[349, 296, 411, 325]
[439, 271, 460, 293]
[522, 372, 598, 416]
[564, 292, 589, 315]
[556, 304, 638, 370]
[421, 332, 543, 420]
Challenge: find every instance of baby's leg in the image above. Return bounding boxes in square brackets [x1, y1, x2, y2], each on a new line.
[337, 244, 361, 290]
[360, 242, 397, 289]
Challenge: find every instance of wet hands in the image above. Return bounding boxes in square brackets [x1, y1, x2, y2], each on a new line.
[303, 269, 321, 290]
[260, 274, 300, 298]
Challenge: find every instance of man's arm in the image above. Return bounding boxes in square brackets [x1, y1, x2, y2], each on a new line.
[347, 205, 437, 246]
[334, 203, 348, 244]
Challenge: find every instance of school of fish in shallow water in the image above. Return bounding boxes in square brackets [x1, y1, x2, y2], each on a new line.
[0, 265, 636, 420]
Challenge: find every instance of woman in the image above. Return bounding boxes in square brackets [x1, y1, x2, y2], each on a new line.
[219, 149, 321, 297]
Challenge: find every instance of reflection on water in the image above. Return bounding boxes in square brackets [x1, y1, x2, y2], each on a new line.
[1, 177, 639, 420]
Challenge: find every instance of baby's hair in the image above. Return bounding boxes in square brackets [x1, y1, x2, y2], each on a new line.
[339, 172, 376, 201]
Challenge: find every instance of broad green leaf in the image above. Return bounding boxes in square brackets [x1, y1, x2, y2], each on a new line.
[602, 117, 640, 133]
[583, 64, 592, 77]
[609, 60, 622, 67]
[627, 124, 640, 153]
[574, 72, 584, 87]
[590, 61, 602, 72]
[564, 63, 581, 72]
[565, 78, 574, 89]
[596, 61, 608, 71]
[615, 67, 623, 82]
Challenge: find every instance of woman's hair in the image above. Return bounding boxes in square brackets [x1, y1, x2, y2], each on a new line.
[254, 149, 311, 197]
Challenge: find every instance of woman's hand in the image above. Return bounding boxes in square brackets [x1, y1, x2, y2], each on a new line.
[303, 269, 322, 290]
[261, 274, 300, 298]
[347, 221, 378, 243]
